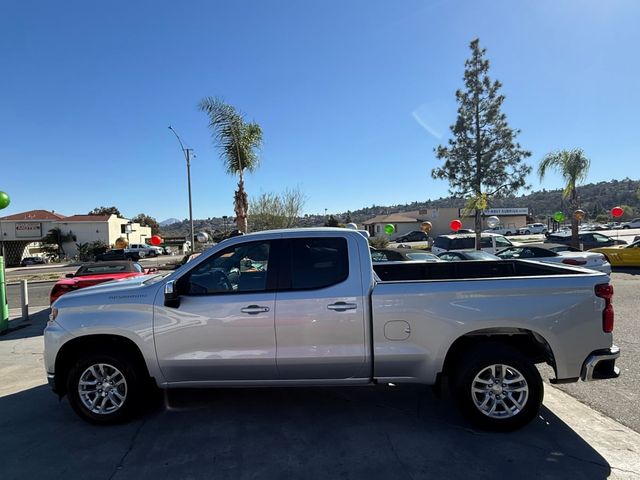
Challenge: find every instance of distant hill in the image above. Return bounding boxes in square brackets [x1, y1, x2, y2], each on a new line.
[159, 179, 640, 237]
[338, 178, 640, 224]
[159, 218, 182, 227]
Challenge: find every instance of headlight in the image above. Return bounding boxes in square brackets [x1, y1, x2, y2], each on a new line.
[48, 307, 58, 325]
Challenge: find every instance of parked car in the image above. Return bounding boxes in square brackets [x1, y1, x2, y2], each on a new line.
[49, 261, 156, 303]
[516, 223, 547, 235]
[483, 225, 517, 236]
[495, 246, 611, 274]
[46, 228, 619, 430]
[128, 243, 156, 257]
[395, 231, 429, 243]
[579, 224, 609, 231]
[437, 250, 501, 261]
[544, 232, 627, 250]
[431, 233, 517, 255]
[20, 256, 46, 266]
[95, 249, 141, 261]
[370, 248, 441, 263]
[589, 239, 640, 267]
[621, 218, 640, 229]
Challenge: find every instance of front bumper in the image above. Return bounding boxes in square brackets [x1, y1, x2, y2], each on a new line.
[581, 345, 620, 381]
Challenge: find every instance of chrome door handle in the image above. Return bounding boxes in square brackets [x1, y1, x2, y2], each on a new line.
[327, 302, 357, 312]
[241, 305, 270, 314]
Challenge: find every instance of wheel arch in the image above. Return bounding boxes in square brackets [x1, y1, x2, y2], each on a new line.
[54, 334, 151, 396]
[440, 328, 556, 379]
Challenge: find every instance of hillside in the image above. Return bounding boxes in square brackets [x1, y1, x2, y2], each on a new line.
[160, 178, 640, 237]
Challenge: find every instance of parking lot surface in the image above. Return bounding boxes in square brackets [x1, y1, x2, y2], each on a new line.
[2, 310, 640, 479]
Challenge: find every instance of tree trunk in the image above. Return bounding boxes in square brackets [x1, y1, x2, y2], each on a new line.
[475, 209, 482, 250]
[234, 171, 249, 233]
[570, 189, 580, 249]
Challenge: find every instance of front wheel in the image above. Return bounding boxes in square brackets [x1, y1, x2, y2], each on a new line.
[622, 225, 630, 229]
[66, 351, 143, 425]
[451, 344, 543, 431]
[524, 230, 531, 235]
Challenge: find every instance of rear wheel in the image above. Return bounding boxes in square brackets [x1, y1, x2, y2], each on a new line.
[67, 351, 144, 425]
[451, 344, 543, 431]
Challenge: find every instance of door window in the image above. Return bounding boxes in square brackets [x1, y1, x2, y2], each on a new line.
[289, 237, 349, 290]
[180, 241, 272, 295]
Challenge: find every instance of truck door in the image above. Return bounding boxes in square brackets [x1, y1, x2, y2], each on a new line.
[153, 239, 278, 382]
[274, 236, 368, 380]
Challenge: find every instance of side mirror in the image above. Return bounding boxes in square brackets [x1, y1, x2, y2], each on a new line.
[65, 273, 74, 278]
[164, 280, 180, 308]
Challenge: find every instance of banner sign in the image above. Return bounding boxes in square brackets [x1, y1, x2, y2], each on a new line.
[483, 208, 529, 216]
[15, 222, 42, 238]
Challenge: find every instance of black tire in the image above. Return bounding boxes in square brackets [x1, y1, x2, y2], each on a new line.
[622, 225, 630, 229]
[524, 230, 531, 235]
[451, 343, 543, 431]
[66, 351, 144, 425]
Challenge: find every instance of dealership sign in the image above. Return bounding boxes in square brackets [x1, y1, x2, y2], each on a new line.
[483, 208, 529, 216]
[15, 222, 42, 238]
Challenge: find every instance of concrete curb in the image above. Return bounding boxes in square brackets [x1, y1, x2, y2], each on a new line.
[545, 385, 640, 476]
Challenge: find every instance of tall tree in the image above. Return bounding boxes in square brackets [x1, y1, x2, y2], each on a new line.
[199, 97, 262, 233]
[538, 149, 591, 248]
[432, 39, 531, 249]
[88, 206, 122, 217]
[132, 213, 160, 235]
[249, 187, 307, 231]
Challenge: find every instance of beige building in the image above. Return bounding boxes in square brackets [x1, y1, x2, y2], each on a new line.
[363, 208, 529, 240]
[0, 210, 151, 265]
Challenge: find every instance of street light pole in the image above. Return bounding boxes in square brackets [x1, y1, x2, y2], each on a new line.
[168, 126, 195, 252]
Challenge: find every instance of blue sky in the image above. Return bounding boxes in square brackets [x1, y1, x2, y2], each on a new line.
[1, 0, 638, 221]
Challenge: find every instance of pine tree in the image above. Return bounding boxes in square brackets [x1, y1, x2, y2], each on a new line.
[432, 39, 531, 249]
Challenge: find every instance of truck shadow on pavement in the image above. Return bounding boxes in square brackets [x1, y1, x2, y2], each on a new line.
[0, 308, 49, 340]
[0, 383, 612, 480]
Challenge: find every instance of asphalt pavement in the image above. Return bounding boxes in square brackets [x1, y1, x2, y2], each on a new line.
[1, 310, 640, 480]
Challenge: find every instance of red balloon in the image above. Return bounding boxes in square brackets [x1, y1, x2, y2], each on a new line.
[611, 206, 624, 218]
[450, 219, 462, 232]
[150, 235, 162, 246]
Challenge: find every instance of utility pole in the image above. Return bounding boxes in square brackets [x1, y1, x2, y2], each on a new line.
[168, 126, 196, 252]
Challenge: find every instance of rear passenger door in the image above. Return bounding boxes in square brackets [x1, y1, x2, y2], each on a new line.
[274, 235, 368, 380]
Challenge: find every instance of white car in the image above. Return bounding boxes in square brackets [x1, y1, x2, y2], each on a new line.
[622, 218, 640, 229]
[127, 244, 156, 258]
[517, 223, 548, 235]
[431, 233, 519, 255]
[496, 246, 611, 274]
[483, 225, 517, 236]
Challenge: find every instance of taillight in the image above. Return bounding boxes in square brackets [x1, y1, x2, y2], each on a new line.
[562, 258, 587, 266]
[595, 283, 614, 333]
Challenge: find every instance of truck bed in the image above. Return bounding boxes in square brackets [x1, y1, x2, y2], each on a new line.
[373, 259, 588, 282]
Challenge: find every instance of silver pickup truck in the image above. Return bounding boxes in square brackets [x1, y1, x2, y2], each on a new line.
[44, 228, 620, 430]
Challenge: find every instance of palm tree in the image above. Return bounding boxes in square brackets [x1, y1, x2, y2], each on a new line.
[199, 97, 262, 233]
[538, 149, 591, 248]
[42, 227, 75, 260]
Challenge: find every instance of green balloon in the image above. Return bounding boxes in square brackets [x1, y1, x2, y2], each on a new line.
[384, 224, 395, 235]
[0, 191, 10, 210]
[553, 211, 565, 222]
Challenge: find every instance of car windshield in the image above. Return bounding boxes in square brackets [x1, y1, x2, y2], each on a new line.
[75, 264, 134, 276]
[464, 251, 499, 260]
[404, 251, 439, 261]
